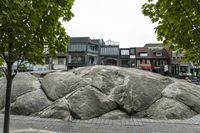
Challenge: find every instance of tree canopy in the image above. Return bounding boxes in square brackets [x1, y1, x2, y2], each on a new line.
[0, 0, 74, 67]
[142, 0, 200, 62]
[0, 1, 74, 132]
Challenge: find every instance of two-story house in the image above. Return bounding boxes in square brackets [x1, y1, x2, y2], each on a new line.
[136, 43, 170, 75]
[67, 37, 103, 69]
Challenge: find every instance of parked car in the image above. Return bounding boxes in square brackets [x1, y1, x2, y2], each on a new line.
[191, 76, 200, 85]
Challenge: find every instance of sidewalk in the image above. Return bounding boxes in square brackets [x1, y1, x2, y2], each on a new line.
[0, 114, 200, 133]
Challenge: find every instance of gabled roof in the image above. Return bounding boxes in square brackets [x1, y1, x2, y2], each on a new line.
[136, 47, 170, 59]
[136, 47, 148, 54]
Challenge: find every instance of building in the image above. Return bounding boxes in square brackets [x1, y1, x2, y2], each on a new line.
[135, 43, 170, 75]
[119, 48, 130, 67]
[67, 37, 104, 69]
[1, 36, 199, 79]
[66, 38, 171, 76]
[100, 44, 120, 66]
[66, 38, 136, 69]
[171, 51, 200, 78]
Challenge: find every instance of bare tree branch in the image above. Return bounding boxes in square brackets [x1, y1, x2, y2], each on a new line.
[13, 55, 25, 77]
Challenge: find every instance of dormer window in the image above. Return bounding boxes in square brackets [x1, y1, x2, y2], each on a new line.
[156, 52, 162, 56]
[139, 52, 148, 57]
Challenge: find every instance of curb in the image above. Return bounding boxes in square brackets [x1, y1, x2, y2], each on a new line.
[10, 128, 56, 133]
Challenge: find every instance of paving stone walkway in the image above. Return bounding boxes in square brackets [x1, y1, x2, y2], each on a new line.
[1, 114, 200, 133]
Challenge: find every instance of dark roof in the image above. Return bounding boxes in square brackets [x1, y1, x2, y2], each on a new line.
[70, 37, 105, 46]
[101, 45, 119, 48]
[136, 47, 148, 54]
[120, 48, 130, 50]
[70, 37, 90, 43]
[136, 47, 170, 59]
[144, 43, 163, 48]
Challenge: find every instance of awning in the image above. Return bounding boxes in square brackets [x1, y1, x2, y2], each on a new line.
[152, 66, 161, 69]
[140, 64, 152, 70]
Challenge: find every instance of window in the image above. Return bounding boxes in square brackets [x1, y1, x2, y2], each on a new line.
[71, 55, 85, 64]
[145, 59, 147, 64]
[89, 56, 97, 65]
[68, 55, 71, 63]
[58, 58, 65, 65]
[161, 60, 163, 66]
[173, 57, 176, 61]
[88, 45, 98, 52]
[121, 59, 129, 67]
[121, 50, 129, 55]
[68, 44, 87, 51]
[156, 52, 162, 56]
[140, 52, 148, 57]
[130, 49, 135, 55]
[158, 60, 160, 66]
[100, 47, 119, 55]
[152, 60, 155, 66]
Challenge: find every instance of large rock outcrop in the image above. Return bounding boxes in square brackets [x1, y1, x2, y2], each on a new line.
[36, 98, 72, 120]
[0, 65, 200, 120]
[162, 82, 200, 113]
[0, 73, 43, 111]
[110, 76, 172, 114]
[135, 98, 197, 119]
[41, 72, 88, 101]
[10, 89, 51, 115]
[67, 85, 117, 119]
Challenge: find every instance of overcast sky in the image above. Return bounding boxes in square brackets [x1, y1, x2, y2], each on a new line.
[62, 0, 160, 48]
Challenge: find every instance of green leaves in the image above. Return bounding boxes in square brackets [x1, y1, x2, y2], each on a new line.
[0, 57, 3, 66]
[142, 0, 200, 62]
[0, 0, 74, 65]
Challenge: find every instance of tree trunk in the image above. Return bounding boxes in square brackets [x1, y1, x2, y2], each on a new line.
[3, 63, 13, 133]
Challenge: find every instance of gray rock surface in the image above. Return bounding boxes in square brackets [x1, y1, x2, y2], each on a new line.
[11, 89, 51, 115]
[74, 67, 125, 95]
[36, 98, 72, 120]
[67, 85, 117, 120]
[41, 72, 88, 101]
[0, 65, 199, 120]
[99, 110, 130, 119]
[0, 73, 41, 110]
[162, 82, 200, 113]
[135, 98, 197, 119]
[109, 72, 173, 114]
[72, 66, 173, 114]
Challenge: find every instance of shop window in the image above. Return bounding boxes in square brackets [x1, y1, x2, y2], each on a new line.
[121, 59, 129, 67]
[71, 55, 85, 64]
[58, 58, 65, 65]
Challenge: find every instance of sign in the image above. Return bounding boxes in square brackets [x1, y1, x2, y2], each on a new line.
[164, 65, 168, 72]
[130, 55, 135, 59]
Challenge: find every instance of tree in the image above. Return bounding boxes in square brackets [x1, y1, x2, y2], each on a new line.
[0, 0, 74, 132]
[142, 0, 200, 63]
